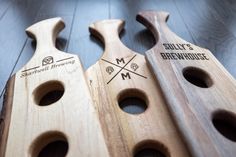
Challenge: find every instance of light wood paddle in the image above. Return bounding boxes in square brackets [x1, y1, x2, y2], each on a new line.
[86, 19, 190, 157]
[0, 18, 109, 157]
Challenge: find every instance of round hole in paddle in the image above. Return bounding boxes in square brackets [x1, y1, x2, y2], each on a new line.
[212, 110, 236, 142]
[30, 131, 69, 157]
[183, 67, 213, 88]
[133, 140, 169, 157]
[118, 89, 148, 114]
[34, 81, 64, 106]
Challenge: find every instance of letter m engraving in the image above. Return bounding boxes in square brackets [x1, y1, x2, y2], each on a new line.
[121, 72, 131, 80]
[116, 58, 125, 64]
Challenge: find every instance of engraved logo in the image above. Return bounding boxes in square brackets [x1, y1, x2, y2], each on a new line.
[42, 56, 54, 66]
[101, 55, 147, 84]
[106, 66, 114, 75]
[130, 63, 139, 71]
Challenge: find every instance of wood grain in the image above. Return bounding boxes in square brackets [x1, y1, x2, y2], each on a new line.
[1, 18, 109, 157]
[137, 10, 236, 157]
[86, 19, 190, 157]
[0, 75, 15, 157]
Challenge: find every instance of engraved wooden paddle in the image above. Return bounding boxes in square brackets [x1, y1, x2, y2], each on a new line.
[86, 19, 190, 157]
[0, 18, 109, 157]
[137, 11, 236, 157]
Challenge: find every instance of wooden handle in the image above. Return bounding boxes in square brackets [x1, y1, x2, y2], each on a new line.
[26, 17, 64, 53]
[89, 19, 133, 59]
[1, 18, 109, 157]
[89, 19, 124, 43]
[137, 11, 169, 40]
[86, 19, 190, 157]
[137, 10, 236, 157]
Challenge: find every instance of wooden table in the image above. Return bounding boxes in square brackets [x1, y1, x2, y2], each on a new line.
[0, 0, 236, 110]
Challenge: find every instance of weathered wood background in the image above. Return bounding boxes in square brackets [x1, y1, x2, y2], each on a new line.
[0, 0, 236, 109]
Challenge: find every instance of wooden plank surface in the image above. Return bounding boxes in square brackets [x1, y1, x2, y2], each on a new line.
[1, 0, 236, 108]
[67, 0, 109, 69]
[0, 0, 43, 97]
[0, 0, 14, 20]
[173, 0, 236, 80]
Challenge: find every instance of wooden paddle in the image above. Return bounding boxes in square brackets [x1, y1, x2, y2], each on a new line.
[86, 19, 190, 157]
[0, 18, 109, 157]
[137, 11, 236, 157]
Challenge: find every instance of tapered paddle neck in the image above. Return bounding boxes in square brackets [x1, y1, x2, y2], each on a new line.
[26, 17, 65, 57]
[89, 19, 134, 60]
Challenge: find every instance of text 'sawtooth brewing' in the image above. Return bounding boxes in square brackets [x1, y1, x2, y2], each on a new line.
[20, 59, 75, 78]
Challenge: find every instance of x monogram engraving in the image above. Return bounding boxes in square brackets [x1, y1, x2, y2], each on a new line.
[102, 55, 147, 84]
